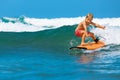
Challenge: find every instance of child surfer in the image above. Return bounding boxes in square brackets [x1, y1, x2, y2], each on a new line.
[75, 13, 105, 46]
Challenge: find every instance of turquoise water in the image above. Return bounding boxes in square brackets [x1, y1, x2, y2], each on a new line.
[0, 17, 120, 80]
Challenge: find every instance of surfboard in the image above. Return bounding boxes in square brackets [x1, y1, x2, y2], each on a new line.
[70, 41, 105, 50]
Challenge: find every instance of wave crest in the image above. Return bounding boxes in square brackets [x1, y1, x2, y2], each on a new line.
[0, 16, 120, 32]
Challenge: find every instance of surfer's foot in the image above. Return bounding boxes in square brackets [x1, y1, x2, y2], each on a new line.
[80, 43, 86, 46]
[94, 38, 99, 43]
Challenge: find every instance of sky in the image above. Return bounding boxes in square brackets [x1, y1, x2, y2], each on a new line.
[0, 0, 119, 18]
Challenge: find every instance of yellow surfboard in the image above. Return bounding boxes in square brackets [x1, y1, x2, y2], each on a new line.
[70, 41, 105, 50]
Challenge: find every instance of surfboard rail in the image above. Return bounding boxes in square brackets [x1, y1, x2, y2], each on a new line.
[70, 41, 105, 50]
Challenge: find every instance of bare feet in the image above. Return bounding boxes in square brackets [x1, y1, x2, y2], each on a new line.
[80, 43, 86, 46]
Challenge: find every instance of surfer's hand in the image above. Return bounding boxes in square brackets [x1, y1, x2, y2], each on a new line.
[102, 26, 105, 29]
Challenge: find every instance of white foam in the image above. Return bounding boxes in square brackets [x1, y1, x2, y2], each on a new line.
[0, 16, 120, 32]
[25, 17, 84, 27]
[0, 22, 40, 32]
[0, 17, 84, 32]
[0, 16, 120, 45]
[25, 17, 120, 28]
[91, 26, 120, 45]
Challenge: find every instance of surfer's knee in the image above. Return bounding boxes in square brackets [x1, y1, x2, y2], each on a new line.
[89, 32, 94, 36]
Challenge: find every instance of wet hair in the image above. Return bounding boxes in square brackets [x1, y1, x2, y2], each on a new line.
[86, 13, 93, 19]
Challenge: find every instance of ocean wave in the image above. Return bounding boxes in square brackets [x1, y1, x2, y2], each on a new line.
[0, 24, 120, 51]
[0, 16, 120, 32]
[0, 16, 120, 46]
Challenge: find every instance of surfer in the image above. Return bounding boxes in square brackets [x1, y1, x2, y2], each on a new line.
[75, 13, 105, 46]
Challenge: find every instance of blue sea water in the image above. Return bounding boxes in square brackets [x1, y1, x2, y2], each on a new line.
[0, 16, 120, 80]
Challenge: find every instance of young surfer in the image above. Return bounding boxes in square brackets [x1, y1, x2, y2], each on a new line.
[75, 13, 105, 46]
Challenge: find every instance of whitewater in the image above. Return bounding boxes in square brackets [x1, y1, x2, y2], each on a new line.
[0, 16, 120, 45]
[0, 16, 120, 32]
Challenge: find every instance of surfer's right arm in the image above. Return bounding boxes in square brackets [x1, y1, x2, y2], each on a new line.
[75, 21, 88, 36]
[91, 22, 105, 29]
[83, 21, 88, 36]
[75, 22, 82, 31]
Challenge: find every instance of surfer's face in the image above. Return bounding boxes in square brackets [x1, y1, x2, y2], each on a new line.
[85, 17, 93, 24]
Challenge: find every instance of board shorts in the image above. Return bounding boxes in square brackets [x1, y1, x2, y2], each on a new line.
[75, 30, 90, 37]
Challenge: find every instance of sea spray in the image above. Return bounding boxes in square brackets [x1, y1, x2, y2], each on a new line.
[0, 16, 120, 32]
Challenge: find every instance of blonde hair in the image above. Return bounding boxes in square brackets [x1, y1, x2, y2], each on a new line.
[86, 13, 93, 19]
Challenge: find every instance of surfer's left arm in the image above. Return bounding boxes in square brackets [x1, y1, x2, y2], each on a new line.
[91, 22, 105, 29]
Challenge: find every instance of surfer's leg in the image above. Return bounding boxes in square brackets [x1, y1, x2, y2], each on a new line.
[89, 32, 99, 43]
[81, 32, 86, 45]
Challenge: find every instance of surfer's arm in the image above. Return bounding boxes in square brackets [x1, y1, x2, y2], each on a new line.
[83, 21, 88, 36]
[75, 21, 83, 31]
[75, 23, 80, 31]
[91, 22, 105, 29]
